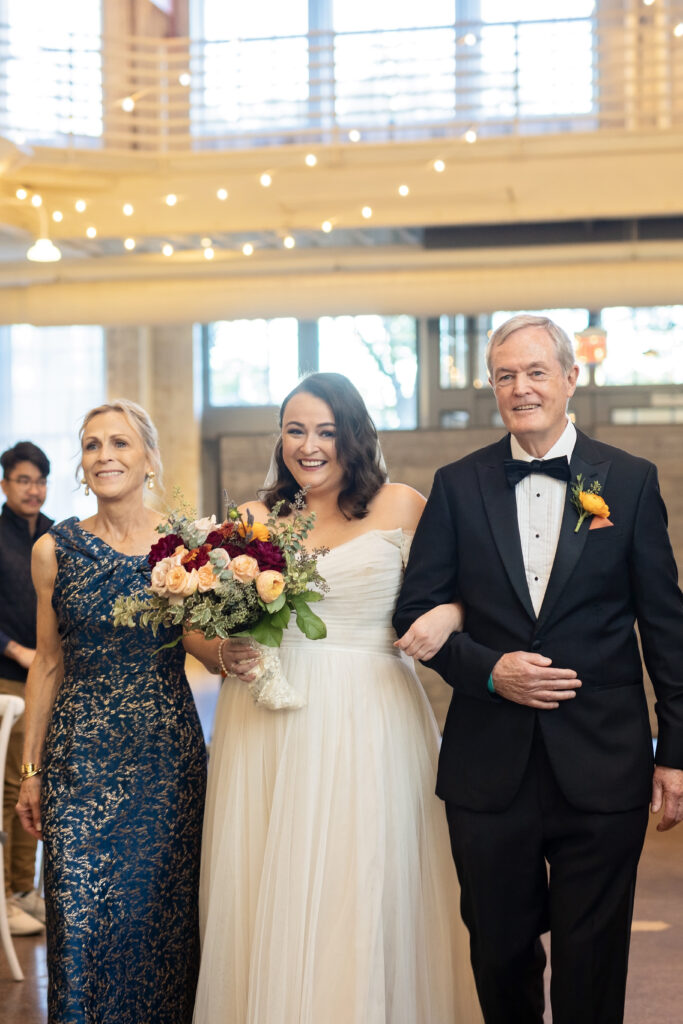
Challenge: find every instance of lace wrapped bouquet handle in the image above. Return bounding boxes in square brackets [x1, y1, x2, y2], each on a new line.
[242, 640, 305, 711]
[113, 493, 328, 712]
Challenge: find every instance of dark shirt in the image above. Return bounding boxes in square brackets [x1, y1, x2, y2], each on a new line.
[0, 501, 54, 682]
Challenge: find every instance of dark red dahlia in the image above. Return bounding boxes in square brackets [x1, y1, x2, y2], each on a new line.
[245, 539, 286, 572]
[148, 533, 183, 567]
[206, 522, 236, 548]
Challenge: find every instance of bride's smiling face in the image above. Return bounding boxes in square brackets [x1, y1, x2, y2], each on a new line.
[281, 392, 345, 494]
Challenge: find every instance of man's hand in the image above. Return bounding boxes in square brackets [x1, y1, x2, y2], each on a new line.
[651, 766, 683, 831]
[5, 640, 36, 670]
[491, 651, 581, 709]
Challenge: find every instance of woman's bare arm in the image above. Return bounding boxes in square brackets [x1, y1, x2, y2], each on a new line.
[16, 534, 63, 839]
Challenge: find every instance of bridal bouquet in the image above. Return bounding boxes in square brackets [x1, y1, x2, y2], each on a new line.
[113, 493, 328, 710]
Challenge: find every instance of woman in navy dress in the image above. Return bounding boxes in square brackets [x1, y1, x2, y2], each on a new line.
[17, 399, 207, 1024]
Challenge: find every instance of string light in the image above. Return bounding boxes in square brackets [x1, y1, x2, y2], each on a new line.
[123, 203, 134, 216]
[31, 194, 42, 207]
[283, 235, 295, 249]
[305, 154, 317, 167]
[121, 97, 135, 112]
[203, 247, 215, 259]
[348, 129, 361, 142]
[433, 159, 446, 172]
[217, 188, 228, 200]
[75, 199, 87, 212]
[463, 32, 477, 45]
[15, 188, 27, 200]
[260, 173, 272, 187]
[200, 237, 212, 248]
[178, 72, 191, 86]
[361, 206, 372, 219]
[675, 21, 683, 36]
[162, 243, 174, 256]
[86, 226, 97, 238]
[321, 220, 333, 233]
[52, 210, 63, 222]
[398, 185, 410, 196]
[464, 128, 477, 144]
[165, 194, 177, 206]
[124, 237, 136, 250]
[242, 243, 254, 256]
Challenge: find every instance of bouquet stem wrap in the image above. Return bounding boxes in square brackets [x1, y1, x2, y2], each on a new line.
[245, 640, 305, 711]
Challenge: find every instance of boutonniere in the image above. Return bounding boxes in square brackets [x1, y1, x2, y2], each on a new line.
[570, 473, 613, 533]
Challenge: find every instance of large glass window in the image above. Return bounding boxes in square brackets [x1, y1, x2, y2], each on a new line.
[4, 0, 102, 143]
[0, 326, 105, 521]
[596, 307, 683, 386]
[318, 315, 417, 428]
[207, 319, 300, 406]
[478, 1, 595, 128]
[439, 315, 469, 389]
[192, 0, 309, 138]
[333, 1, 457, 131]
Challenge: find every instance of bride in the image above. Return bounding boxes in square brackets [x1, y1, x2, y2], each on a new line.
[187, 373, 482, 1023]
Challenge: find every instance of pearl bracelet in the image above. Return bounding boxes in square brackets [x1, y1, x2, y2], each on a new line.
[217, 639, 229, 676]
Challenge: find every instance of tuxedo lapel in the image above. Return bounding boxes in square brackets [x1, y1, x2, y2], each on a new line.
[476, 443, 536, 623]
[536, 432, 612, 629]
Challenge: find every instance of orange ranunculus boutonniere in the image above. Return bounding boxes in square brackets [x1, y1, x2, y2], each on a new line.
[570, 474, 613, 533]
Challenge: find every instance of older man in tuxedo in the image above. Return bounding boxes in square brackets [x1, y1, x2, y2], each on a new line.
[394, 314, 683, 1024]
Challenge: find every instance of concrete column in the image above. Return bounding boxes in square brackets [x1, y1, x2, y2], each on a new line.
[106, 324, 201, 510]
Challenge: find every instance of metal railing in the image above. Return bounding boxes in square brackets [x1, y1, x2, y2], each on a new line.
[1, 5, 682, 153]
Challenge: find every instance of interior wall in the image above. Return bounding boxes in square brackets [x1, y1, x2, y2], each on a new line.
[106, 324, 201, 509]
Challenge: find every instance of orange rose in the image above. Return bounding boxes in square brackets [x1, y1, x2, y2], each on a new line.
[256, 570, 286, 603]
[579, 491, 610, 518]
[166, 565, 199, 604]
[197, 563, 219, 593]
[237, 519, 269, 542]
[230, 554, 260, 583]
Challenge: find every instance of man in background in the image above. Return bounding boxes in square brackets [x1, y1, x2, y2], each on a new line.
[0, 441, 53, 935]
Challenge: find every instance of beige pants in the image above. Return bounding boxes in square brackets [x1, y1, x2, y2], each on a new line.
[1, 676, 38, 896]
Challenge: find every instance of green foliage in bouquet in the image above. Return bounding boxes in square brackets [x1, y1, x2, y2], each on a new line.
[113, 491, 329, 648]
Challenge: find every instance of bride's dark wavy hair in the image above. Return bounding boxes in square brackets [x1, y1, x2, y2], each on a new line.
[259, 373, 387, 519]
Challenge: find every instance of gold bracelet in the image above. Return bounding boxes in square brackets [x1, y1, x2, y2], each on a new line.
[217, 639, 229, 676]
[20, 765, 43, 781]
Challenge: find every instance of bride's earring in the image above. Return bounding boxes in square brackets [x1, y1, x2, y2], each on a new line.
[146, 471, 155, 490]
[81, 477, 90, 497]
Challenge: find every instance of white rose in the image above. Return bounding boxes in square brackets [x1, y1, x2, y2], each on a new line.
[150, 557, 174, 595]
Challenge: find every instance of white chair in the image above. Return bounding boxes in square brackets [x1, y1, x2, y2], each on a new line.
[0, 693, 26, 982]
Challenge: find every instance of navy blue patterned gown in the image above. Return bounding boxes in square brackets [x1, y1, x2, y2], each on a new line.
[42, 518, 207, 1024]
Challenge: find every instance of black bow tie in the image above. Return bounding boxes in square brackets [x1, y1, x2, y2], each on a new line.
[503, 455, 571, 488]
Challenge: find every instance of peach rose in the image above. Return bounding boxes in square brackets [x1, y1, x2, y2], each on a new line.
[230, 554, 260, 583]
[256, 570, 286, 604]
[166, 565, 200, 604]
[150, 556, 174, 595]
[197, 563, 219, 593]
[579, 491, 610, 518]
[237, 519, 269, 542]
[172, 544, 188, 563]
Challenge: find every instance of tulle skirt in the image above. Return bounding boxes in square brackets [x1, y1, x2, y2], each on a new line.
[193, 645, 482, 1024]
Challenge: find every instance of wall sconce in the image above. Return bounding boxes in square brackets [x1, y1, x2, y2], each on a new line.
[574, 326, 607, 365]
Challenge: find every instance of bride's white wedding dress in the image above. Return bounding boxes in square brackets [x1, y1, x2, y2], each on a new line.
[193, 528, 482, 1024]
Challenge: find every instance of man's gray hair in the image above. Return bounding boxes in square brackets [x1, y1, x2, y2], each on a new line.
[485, 314, 577, 377]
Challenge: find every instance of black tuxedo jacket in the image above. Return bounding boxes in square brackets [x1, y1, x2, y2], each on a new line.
[394, 429, 683, 813]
